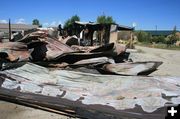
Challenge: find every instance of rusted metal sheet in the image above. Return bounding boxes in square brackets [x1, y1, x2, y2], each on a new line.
[52, 52, 115, 64]
[0, 63, 180, 119]
[114, 44, 126, 55]
[89, 43, 114, 53]
[0, 42, 27, 50]
[45, 37, 74, 60]
[71, 45, 98, 52]
[73, 57, 114, 66]
[60, 36, 79, 46]
[52, 43, 126, 64]
[71, 43, 115, 53]
[0, 42, 30, 62]
[99, 61, 163, 75]
[18, 30, 74, 61]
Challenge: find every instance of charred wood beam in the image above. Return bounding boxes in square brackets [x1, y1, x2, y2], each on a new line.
[9, 19, 12, 42]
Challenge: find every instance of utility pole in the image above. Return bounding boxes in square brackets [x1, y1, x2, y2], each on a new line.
[9, 19, 12, 42]
[155, 25, 157, 31]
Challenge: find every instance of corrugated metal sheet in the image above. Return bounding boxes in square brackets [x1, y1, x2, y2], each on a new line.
[0, 63, 180, 119]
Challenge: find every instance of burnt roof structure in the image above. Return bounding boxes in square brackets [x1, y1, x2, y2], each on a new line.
[74, 21, 134, 31]
[72, 21, 134, 46]
[118, 25, 134, 31]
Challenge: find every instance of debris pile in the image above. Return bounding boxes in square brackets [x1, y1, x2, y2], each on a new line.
[0, 28, 180, 119]
[0, 29, 162, 75]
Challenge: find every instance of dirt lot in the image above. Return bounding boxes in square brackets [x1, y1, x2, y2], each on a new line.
[129, 46, 180, 76]
[0, 46, 180, 119]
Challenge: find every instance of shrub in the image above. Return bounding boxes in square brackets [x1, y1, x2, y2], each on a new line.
[135, 31, 151, 43]
[151, 35, 166, 43]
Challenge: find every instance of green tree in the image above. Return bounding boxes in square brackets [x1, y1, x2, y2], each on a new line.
[167, 26, 179, 45]
[63, 15, 80, 29]
[152, 35, 166, 43]
[135, 31, 151, 43]
[96, 15, 115, 24]
[70, 15, 80, 23]
[32, 19, 42, 27]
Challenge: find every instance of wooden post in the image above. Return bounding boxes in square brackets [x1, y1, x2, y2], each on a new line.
[9, 19, 12, 42]
[130, 31, 134, 49]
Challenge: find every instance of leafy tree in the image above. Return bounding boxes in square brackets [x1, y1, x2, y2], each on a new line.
[135, 31, 167, 43]
[135, 31, 151, 43]
[32, 19, 42, 27]
[172, 26, 179, 41]
[152, 35, 166, 43]
[167, 26, 179, 45]
[70, 15, 80, 23]
[96, 15, 115, 24]
[63, 15, 80, 29]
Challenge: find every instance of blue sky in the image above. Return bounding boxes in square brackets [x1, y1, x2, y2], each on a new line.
[0, 0, 180, 30]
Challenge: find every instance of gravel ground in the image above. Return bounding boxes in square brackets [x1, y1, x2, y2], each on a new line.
[0, 101, 72, 119]
[129, 46, 180, 76]
[0, 45, 180, 119]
